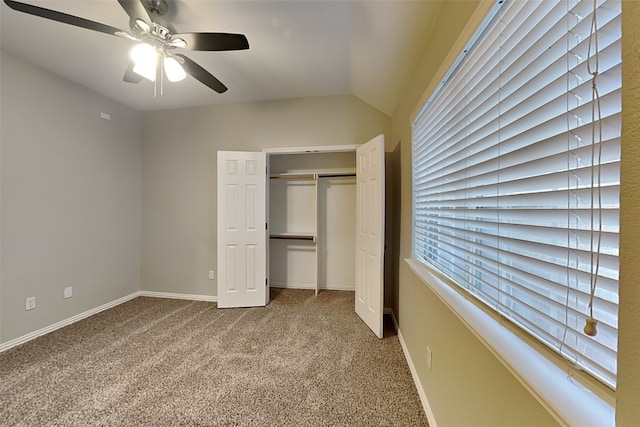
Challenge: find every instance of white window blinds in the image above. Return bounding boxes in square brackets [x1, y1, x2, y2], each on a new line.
[412, 0, 620, 388]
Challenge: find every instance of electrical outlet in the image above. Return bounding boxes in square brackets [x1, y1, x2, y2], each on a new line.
[64, 286, 73, 299]
[208, 270, 215, 280]
[426, 346, 433, 370]
[25, 296, 36, 311]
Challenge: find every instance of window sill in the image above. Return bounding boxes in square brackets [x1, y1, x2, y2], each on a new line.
[405, 258, 614, 427]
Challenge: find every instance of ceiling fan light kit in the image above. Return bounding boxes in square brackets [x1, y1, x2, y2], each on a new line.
[128, 42, 186, 83]
[130, 43, 158, 81]
[164, 56, 186, 82]
[3, 0, 250, 95]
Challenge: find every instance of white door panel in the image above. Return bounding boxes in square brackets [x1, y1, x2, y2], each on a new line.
[217, 151, 267, 308]
[355, 135, 385, 338]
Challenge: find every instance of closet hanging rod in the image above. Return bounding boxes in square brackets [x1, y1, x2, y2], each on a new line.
[269, 233, 317, 242]
[317, 172, 356, 179]
[270, 171, 356, 180]
[269, 173, 317, 180]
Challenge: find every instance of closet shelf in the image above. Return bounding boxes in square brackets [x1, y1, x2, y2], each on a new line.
[270, 232, 317, 242]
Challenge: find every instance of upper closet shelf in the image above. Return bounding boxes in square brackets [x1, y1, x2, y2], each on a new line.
[270, 172, 317, 180]
[263, 144, 359, 154]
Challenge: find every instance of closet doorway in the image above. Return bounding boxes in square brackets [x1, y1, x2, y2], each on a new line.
[217, 135, 385, 337]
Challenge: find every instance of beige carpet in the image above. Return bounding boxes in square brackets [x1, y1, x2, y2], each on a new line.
[0, 289, 428, 426]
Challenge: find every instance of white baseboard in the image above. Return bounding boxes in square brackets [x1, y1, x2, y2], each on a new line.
[385, 308, 438, 427]
[139, 291, 217, 302]
[0, 291, 217, 354]
[0, 291, 141, 353]
[271, 283, 355, 292]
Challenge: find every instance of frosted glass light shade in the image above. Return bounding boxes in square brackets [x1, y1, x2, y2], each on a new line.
[164, 56, 186, 82]
[130, 44, 157, 81]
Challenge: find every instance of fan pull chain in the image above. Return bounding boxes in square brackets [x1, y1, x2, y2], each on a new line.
[160, 56, 165, 96]
[153, 60, 158, 98]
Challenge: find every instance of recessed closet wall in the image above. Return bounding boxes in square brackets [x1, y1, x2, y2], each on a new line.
[268, 151, 357, 292]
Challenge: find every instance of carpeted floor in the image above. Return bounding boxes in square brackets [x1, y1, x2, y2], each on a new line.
[0, 289, 428, 426]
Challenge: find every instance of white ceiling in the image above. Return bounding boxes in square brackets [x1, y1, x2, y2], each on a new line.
[0, 0, 443, 115]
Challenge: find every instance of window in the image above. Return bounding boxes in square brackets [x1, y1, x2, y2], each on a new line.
[412, 0, 620, 388]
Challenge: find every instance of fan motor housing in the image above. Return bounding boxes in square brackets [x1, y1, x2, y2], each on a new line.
[144, 0, 168, 16]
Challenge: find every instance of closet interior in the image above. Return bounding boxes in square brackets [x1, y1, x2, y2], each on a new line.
[267, 150, 357, 295]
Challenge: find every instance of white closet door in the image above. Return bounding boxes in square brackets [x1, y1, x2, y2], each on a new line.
[217, 151, 268, 308]
[355, 135, 385, 338]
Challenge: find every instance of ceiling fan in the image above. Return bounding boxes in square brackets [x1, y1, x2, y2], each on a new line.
[3, 0, 250, 93]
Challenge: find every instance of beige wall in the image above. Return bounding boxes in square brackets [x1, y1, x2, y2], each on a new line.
[392, 1, 564, 425]
[0, 52, 142, 344]
[394, 0, 640, 425]
[140, 95, 390, 297]
[616, 1, 640, 425]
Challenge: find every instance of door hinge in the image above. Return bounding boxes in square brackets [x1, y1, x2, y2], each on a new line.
[266, 222, 268, 230]
[266, 278, 268, 286]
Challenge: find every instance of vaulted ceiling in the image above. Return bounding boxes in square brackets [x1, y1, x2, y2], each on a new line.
[1, 0, 443, 115]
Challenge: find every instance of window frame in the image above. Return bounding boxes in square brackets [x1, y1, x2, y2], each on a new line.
[408, 0, 620, 423]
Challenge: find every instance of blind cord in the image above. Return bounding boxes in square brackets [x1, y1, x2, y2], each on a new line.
[585, 0, 602, 337]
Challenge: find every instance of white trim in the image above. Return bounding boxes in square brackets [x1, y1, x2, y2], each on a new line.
[405, 258, 615, 427]
[384, 307, 438, 427]
[270, 283, 355, 292]
[263, 144, 358, 154]
[270, 283, 316, 290]
[0, 291, 218, 353]
[139, 291, 216, 302]
[0, 291, 141, 353]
